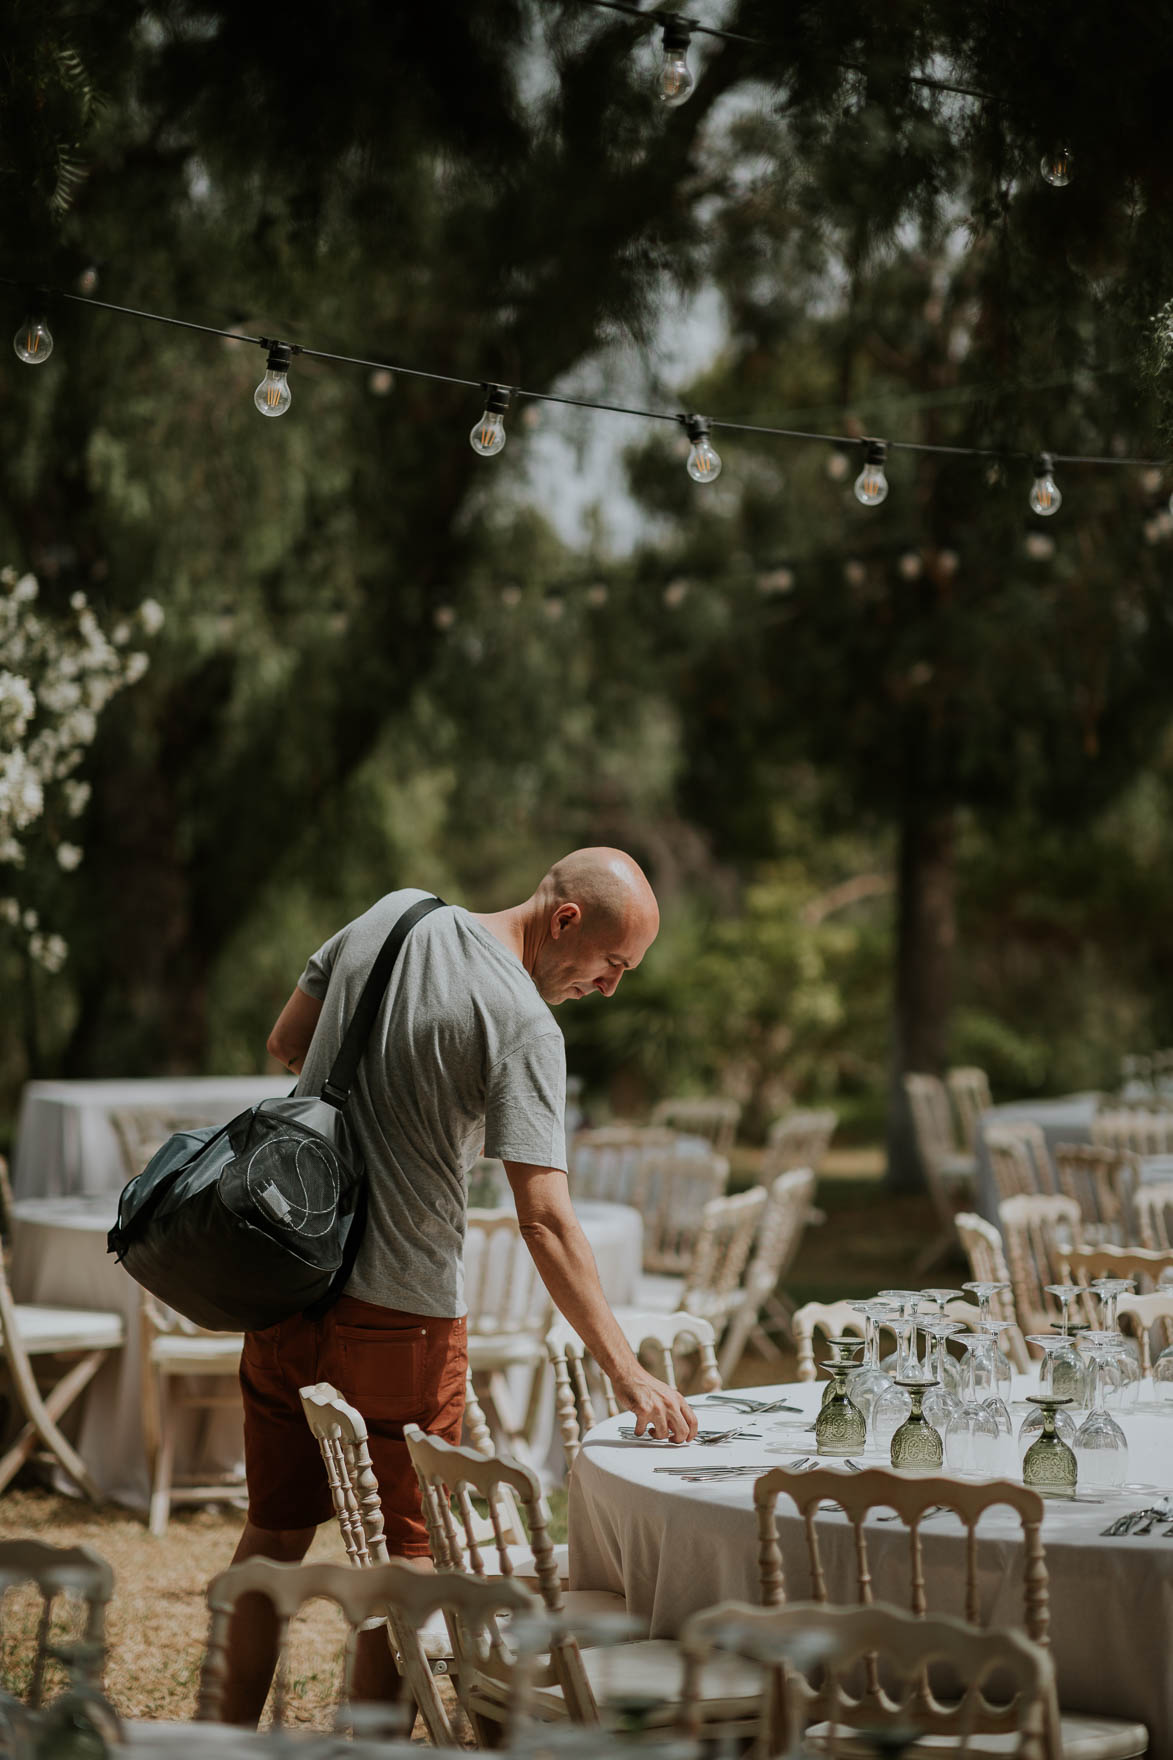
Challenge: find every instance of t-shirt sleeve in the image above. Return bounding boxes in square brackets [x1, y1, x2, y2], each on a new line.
[296, 927, 346, 1001]
[483, 1030, 568, 1171]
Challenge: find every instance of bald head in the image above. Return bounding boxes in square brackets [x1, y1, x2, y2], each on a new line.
[529, 847, 659, 1006]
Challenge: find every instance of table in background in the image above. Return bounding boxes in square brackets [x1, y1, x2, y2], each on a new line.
[9, 1193, 641, 1508]
[569, 1377, 1173, 1756]
[974, 1092, 1101, 1219]
[11, 1077, 293, 1200]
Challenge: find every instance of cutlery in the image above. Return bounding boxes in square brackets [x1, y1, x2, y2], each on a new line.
[618, 1425, 755, 1445]
[699, 1395, 805, 1415]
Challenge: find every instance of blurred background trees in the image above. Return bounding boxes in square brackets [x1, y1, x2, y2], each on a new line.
[3, 0, 1173, 1181]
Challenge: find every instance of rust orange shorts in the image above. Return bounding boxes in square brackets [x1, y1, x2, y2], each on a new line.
[239, 1295, 467, 1553]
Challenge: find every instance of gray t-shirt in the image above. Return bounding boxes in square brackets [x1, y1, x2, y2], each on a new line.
[294, 888, 567, 1318]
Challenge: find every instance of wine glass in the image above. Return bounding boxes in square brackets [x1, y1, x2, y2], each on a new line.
[847, 1300, 894, 1423]
[919, 1289, 965, 1390]
[962, 1279, 1011, 1326]
[1026, 1331, 1086, 1407]
[975, 1320, 1015, 1430]
[877, 1290, 921, 1378]
[1018, 1340, 1080, 1457]
[820, 1337, 864, 1407]
[1074, 1336, 1129, 1488]
[1044, 1281, 1086, 1334]
[889, 1379, 944, 1470]
[1154, 1343, 1173, 1404]
[918, 1318, 965, 1430]
[1021, 1395, 1078, 1498]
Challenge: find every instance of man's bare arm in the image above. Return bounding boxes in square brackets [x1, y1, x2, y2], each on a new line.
[266, 985, 323, 1075]
[503, 1161, 698, 1442]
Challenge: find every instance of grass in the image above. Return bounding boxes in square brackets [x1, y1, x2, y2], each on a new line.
[0, 1168, 951, 1731]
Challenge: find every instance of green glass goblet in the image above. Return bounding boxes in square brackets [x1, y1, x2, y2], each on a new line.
[1022, 1394, 1077, 1499]
[890, 1378, 944, 1471]
[820, 1336, 865, 1407]
[815, 1358, 867, 1456]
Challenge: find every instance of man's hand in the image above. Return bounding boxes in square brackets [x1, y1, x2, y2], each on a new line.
[610, 1366, 698, 1442]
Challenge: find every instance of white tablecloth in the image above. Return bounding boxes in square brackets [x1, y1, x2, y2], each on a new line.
[975, 1093, 1101, 1219]
[569, 1377, 1173, 1754]
[9, 1194, 641, 1508]
[11, 1077, 293, 1199]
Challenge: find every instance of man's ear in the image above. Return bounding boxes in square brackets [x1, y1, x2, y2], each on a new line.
[550, 903, 581, 938]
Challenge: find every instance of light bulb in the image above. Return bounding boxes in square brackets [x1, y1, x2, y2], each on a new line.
[1029, 452, 1062, 516]
[14, 315, 53, 364]
[854, 440, 889, 507]
[254, 342, 292, 417]
[470, 385, 510, 457]
[1041, 146, 1073, 187]
[684, 415, 722, 483]
[658, 20, 695, 106]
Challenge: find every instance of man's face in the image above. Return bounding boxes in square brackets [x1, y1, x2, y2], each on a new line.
[533, 905, 655, 1007]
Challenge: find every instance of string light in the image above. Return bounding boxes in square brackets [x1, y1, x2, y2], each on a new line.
[14, 314, 53, 364]
[1041, 147, 1074, 187]
[684, 414, 722, 483]
[254, 342, 292, 417]
[470, 385, 510, 457]
[658, 18, 695, 106]
[854, 440, 889, 507]
[1029, 451, 1062, 516]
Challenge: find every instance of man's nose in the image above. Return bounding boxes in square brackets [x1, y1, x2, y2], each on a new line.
[595, 969, 622, 997]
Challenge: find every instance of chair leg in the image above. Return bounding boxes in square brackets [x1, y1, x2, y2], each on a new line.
[149, 1375, 176, 1537]
[0, 1350, 108, 1502]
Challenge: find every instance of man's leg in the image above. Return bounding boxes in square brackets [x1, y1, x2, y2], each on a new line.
[219, 1518, 316, 1725]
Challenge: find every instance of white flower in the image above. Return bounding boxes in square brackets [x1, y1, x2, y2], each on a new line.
[0, 898, 19, 924]
[138, 598, 165, 636]
[12, 575, 38, 603]
[29, 931, 67, 973]
[124, 652, 149, 684]
[55, 842, 82, 871]
[63, 779, 90, 817]
[22, 908, 38, 931]
[111, 621, 130, 647]
[70, 591, 87, 611]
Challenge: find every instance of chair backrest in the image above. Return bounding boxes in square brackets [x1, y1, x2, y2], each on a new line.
[0, 1541, 113, 1710]
[1133, 1180, 1173, 1251]
[198, 1554, 534, 1740]
[716, 1169, 817, 1382]
[109, 1107, 230, 1180]
[953, 1213, 1017, 1326]
[762, 1111, 837, 1179]
[946, 1066, 993, 1153]
[985, 1128, 1045, 1206]
[299, 1382, 392, 1566]
[679, 1185, 769, 1323]
[567, 1125, 677, 1206]
[401, 1425, 596, 1723]
[903, 1073, 965, 1228]
[1062, 1241, 1173, 1294]
[679, 1599, 1059, 1760]
[463, 1209, 553, 1339]
[544, 1310, 720, 1467]
[1050, 1142, 1132, 1240]
[997, 1194, 1084, 1334]
[753, 1467, 1050, 1644]
[791, 1300, 868, 1383]
[1115, 1292, 1173, 1374]
[650, 1096, 741, 1155]
[633, 1146, 730, 1275]
[1091, 1107, 1173, 1155]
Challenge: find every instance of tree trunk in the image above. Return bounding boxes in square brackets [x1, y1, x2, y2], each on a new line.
[886, 802, 957, 1190]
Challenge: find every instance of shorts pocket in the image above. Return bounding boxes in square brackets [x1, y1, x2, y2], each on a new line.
[333, 1323, 426, 1422]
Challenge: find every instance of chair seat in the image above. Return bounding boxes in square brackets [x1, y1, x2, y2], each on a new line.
[148, 1334, 243, 1374]
[806, 1711, 1149, 1760]
[633, 1274, 685, 1313]
[466, 1333, 545, 1370]
[528, 1636, 763, 1721]
[9, 1306, 125, 1354]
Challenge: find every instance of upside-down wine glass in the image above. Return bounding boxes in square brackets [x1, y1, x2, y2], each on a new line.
[1074, 1335, 1129, 1489]
[1085, 1289, 1141, 1411]
[944, 1337, 1001, 1475]
[815, 1358, 867, 1457]
[1021, 1395, 1078, 1499]
[820, 1337, 865, 1407]
[1018, 1339, 1080, 1456]
[890, 1379, 944, 1470]
[920, 1290, 965, 1391]
[847, 1300, 894, 1424]
[918, 1318, 966, 1431]
[877, 1291, 921, 1378]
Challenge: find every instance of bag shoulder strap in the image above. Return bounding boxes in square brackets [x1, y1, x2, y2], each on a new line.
[320, 894, 446, 1109]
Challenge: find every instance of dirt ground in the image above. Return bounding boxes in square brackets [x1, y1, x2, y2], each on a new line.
[0, 1173, 947, 1732]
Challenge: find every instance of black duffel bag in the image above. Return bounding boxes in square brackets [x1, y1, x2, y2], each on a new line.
[107, 895, 446, 1331]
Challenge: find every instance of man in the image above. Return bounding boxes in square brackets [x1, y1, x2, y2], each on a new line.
[222, 846, 697, 1722]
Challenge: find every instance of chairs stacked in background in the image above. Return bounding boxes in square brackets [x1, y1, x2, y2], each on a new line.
[903, 1072, 980, 1274]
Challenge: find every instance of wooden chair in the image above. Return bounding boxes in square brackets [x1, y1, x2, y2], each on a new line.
[680, 1600, 1060, 1760]
[403, 1424, 764, 1732]
[0, 1248, 124, 1503]
[0, 1539, 113, 1708]
[464, 1208, 553, 1468]
[954, 1212, 1018, 1327]
[638, 1185, 768, 1354]
[946, 1065, 993, 1154]
[752, 1465, 1148, 1760]
[791, 1300, 868, 1383]
[567, 1125, 677, 1206]
[1090, 1107, 1173, 1155]
[139, 1292, 244, 1535]
[1133, 1180, 1173, 1251]
[651, 1096, 741, 1156]
[997, 1194, 1085, 1335]
[716, 1168, 817, 1375]
[762, 1111, 837, 1179]
[197, 1553, 532, 1744]
[544, 1310, 720, 1470]
[1115, 1292, 1173, 1374]
[985, 1127, 1047, 1205]
[632, 1145, 731, 1278]
[904, 1074, 976, 1274]
[109, 1107, 232, 1178]
[1061, 1241, 1173, 1294]
[1051, 1143, 1133, 1243]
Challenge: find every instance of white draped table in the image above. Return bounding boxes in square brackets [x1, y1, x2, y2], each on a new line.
[10, 1193, 641, 1509]
[569, 1377, 1173, 1755]
[11, 1077, 293, 1199]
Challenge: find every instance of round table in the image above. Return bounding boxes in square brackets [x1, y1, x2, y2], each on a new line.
[568, 1377, 1173, 1755]
[9, 1193, 641, 1506]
